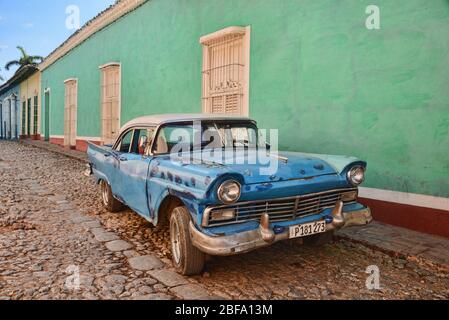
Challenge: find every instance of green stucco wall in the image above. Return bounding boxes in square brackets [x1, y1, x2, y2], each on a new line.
[41, 0, 449, 197]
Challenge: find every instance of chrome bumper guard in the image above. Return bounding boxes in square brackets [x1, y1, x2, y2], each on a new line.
[84, 163, 93, 177]
[189, 201, 373, 256]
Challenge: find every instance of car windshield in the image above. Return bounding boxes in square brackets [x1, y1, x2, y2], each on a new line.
[153, 121, 267, 154]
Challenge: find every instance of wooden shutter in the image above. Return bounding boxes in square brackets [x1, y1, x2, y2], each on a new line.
[64, 80, 77, 147]
[101, 64, 120, 145]
[202, 28, 248, 115]
[64, 84, 70, 146]
[70, 83, 77, 146]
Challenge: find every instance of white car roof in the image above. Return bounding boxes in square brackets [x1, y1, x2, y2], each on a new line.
[121, 113, 253, 132]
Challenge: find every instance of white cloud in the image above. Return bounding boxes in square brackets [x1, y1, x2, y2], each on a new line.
[22, 22, 34, 28]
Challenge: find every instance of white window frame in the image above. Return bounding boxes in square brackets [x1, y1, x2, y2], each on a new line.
[200, 26, 251, 116]
[44, 87, 51, 139]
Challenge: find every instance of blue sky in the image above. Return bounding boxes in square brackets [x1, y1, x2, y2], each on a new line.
[0, 0, 115, 82]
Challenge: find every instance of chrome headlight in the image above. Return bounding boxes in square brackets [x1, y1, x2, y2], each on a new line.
[217, 180, 241, 204]
[347, 166, 366, 186]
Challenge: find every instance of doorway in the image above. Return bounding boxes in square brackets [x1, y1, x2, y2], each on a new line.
[100, 63, 121, 145]
[0, 102, 2, 138]
[64, 79, 77, 148]
[27, 98, 31, 136]
[44, 90, 50, 141]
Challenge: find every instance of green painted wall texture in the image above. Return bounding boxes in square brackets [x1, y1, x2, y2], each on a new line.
[41, 0, 449, 197]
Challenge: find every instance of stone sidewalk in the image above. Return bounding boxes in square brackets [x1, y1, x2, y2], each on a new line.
[337, 222, 449, 269]
[20, 139, 449, 270]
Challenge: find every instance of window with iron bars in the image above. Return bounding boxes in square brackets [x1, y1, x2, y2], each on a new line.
[22, 101, 26, 135]
[33, 96, 38, 135]
[201, 26, 250, 116]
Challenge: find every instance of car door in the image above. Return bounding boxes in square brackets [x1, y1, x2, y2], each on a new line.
[114, 127, 155, 218]
[108, 129, 133, 199]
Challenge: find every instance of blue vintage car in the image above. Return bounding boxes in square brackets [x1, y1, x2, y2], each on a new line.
[86, 114, 372, 275]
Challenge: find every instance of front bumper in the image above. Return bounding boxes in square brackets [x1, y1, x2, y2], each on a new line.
[189, 201, 372, 256]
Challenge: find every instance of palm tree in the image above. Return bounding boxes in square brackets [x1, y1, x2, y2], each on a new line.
[5, 46, 44, 71]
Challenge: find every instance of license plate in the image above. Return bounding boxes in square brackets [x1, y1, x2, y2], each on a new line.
[289, 221, 327, 239]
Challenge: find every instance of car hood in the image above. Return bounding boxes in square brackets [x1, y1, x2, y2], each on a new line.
[180, 150, 361, 185]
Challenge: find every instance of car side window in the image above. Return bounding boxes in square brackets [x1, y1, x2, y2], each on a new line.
[153, 124, 197, 155]
[145, 128, 156, 154]
[130, 129, 154, 155]
[153, 129, 168, 154]
[130, 129, 143, 154]
[119, 130, 133, 153]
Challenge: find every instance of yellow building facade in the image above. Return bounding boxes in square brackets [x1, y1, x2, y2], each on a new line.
[19, 69, 41, 139]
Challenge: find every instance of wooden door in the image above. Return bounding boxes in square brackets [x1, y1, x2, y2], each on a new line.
[101, 65, 120, 145]
[64, 80, 77, 147]
[27, 98, 31, 136]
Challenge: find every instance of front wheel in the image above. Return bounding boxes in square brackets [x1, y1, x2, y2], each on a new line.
[100, 180, 124, 213]
[170, 206, 206, 275]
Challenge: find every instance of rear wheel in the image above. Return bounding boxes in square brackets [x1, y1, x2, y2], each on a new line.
[170, 206, 206, 275]
[100, 180, 124, 213]
[303, 231, 335, 246]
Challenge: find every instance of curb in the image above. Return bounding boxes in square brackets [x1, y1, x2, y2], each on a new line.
[19, 140, 88, 164]
[335, 233, 449, 271]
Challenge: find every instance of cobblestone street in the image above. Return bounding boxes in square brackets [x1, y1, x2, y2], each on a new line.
[0, 140, 448, 300]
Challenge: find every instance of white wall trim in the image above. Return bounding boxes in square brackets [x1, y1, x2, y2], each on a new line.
[99, 62, 121, 69]
[44, 88, 51, 139]
[50, 135, 101, 142]
[76, 136, 102, 141]
[243, 25, 251, 117]
[64, 78, 77, 84]
[200, 26, 246, 45]
[359, 187, 449, 212]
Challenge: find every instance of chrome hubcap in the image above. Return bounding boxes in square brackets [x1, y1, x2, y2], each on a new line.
[171, 218, 181, 264]
[101, 181, 109, 206]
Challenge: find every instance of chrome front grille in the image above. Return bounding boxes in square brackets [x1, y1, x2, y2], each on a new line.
[204, 188, 358, 227]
